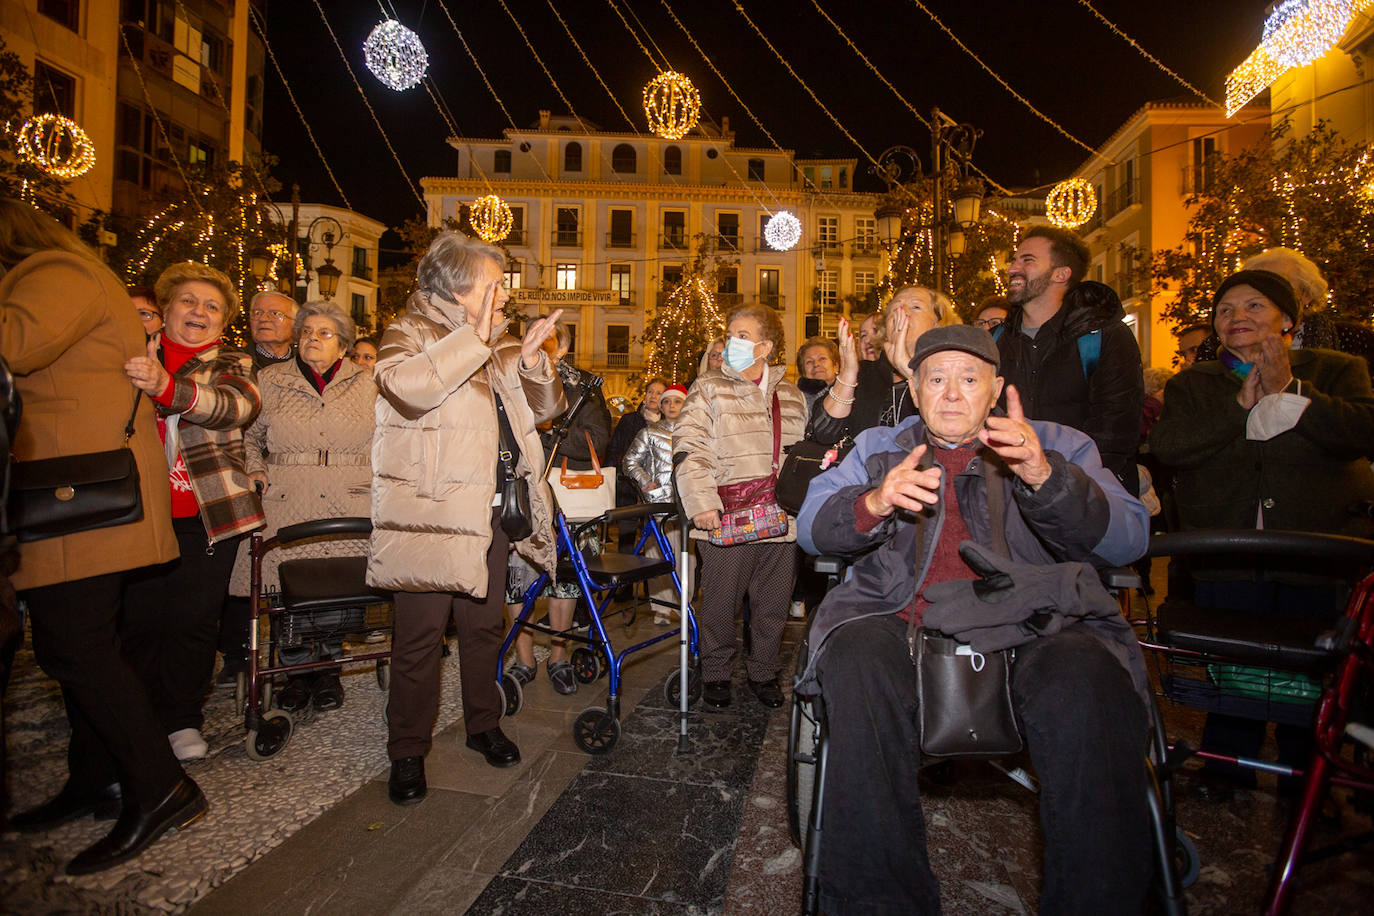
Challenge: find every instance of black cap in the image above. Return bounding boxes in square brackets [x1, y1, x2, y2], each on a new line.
[1212, 269, 1302, 330]
[907, 324, 1001, 374]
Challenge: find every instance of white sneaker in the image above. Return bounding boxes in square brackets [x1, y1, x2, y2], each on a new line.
[653, 613, 671, 626]
[789, 600, 807, 619]
[169, 728, 208, 761]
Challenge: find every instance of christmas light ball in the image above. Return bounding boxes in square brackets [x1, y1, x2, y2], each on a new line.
[470, 194, 513, 243]
[643, 71, 701, 140]
[1046, 178, 1097, 229]
[764, 211, 801, 251]
[363, 19, 429, 91]
[15, 114, 96, 180]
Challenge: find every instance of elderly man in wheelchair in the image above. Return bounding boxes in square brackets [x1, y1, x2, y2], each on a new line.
[794, 324, 1154, 914]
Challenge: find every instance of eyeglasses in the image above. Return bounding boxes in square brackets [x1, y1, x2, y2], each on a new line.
[136, 309, 161, 322]
[974, 317, 1004, 330]
[300, 327, 339, 341]
[251, 309, 288, 322]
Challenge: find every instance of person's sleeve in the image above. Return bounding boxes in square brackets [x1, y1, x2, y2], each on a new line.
[166, 350, 261, 430]
[797, 428, 901, 556]
[672, 385, 722, 520]
[374, 322, 493, 421]
[518, 350, 565, 425]
[1149, 372, 1248, 470]
[606, 410, 638, 465]
[243, 406, 269, 477]
[1292, 354, 1374, 459]
[1083, 324, 1145, 478]
[0, 257, 106, 374]
[622, 428, 654, 496]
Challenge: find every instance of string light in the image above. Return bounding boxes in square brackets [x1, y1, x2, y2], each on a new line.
[1046, 179, 1097, 229]
[764, 211, 802, 251]
[497, 0, 589, 131]
[644, 275, 725, 385]
[547, 0, 636, 129]
[643, 71, 702, 140]
[363, 19, 429, 91]
[14, 114, 95, 179]
[1225, 0, 1369, 116]
[470, 194, 513, 243]
[1076, 0, 1220, 107]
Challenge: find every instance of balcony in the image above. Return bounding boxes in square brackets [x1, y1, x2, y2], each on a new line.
[351, 264, 373, 281]
[504, 229, 528, 247]
[760, 294, 785, 310]
[1180, 165, 1216, 197]
[1105, 178, 1140, 219]
[607, 352, 630, 369]
[818, 237, 842, 251]
[850, 239, 880, 258]
[552, 230, 582, 248]
[717, 292, 744, 308]
[717, 233, 741, 251]
[605, 232, 637, 249]
[659, 232, 687, 251]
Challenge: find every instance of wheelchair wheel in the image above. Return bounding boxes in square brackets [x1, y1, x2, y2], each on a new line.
[376, 659, 391, 691]
[573, 707, 620, 754]
[246, 709, 293, 761]
[571, 646, 602, 683]
[499, 673, 524, 717]
[787, 691, 821, 850]
[664, 664, 702, 707]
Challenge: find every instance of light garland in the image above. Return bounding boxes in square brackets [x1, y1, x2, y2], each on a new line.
[1046, 179, 1097, 229]
[763, 211, 802, 251]
[644, 274, 725, 384]
[363, 19, 429, 91]
[1225, 0, 1371, 116]
[642, 70, 701, 140]
[469, 194, 513, 243]
[15, 113, 96, 180]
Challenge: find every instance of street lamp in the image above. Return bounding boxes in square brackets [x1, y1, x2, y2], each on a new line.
[248, 185, 345, 300]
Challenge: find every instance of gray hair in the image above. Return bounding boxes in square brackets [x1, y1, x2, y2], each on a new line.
[250, 289, 298, 317]
[1143, 366, 1174, 398]
[293, 300, 356, 353]
[1242, 247, 1329, 313]
[417, 231, 507, 301]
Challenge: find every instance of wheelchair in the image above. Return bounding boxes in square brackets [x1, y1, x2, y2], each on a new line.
[1137, 529, 1374, 915]
[241, 516, 392, 761]
[497, 501, 700, 755]
[786, 557, 1195, 916]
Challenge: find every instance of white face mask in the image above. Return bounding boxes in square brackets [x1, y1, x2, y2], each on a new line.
[724, 337, 759, 371]
[1246, 386, 1310, 441]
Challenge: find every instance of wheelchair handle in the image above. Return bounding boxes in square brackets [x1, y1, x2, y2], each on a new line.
[1147, 529, 1374, 566]
[275, 516, 373, 545]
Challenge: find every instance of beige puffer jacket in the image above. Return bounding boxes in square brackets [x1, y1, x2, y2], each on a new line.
[674, 362, 807, 541]
[367, 294, 564, 595]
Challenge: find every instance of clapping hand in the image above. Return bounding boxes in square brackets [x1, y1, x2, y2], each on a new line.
[124, 335, 171, 395]
[834, 316, 859, 389]
[865, 443, 941, 517]
[520, 309, 564, 369]
[978, 386, 1052, 489]
[885, 308, 913, 380]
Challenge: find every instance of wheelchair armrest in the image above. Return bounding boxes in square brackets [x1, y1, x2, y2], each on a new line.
[1101, 566, 1140, 591]
[811, 555, 846, 576]
[1148, 529, 1374, 567]
[275, 516, 373, 545]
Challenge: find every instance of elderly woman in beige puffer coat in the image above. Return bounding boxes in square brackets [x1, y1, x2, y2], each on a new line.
[228, 300, 376, 713]
[368, 232, 564, 806]
[676, 303, 807, 711]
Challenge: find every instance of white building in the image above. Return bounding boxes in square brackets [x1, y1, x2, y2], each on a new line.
[293, 202, 384, 331]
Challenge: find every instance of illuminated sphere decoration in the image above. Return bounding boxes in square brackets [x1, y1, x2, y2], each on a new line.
[15, 114, 96, 180]
[763, 211, 802, 251]
[469, 194, 513, 243]
[643, 71, 701, 140]
[1262, 0, 1351, 70]
[363, 19, 429, 91]
[1045, 178, 1097, 229]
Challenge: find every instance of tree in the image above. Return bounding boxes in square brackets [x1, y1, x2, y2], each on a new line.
[0, 36, 77, 219]
[639, 234, 734, 385]
[1132, 119, 1374, 329]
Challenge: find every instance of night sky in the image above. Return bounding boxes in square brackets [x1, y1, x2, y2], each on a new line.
[258, 0, 1273, 244]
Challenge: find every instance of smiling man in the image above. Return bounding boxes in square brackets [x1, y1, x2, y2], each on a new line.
[795, 324, 1151, 914]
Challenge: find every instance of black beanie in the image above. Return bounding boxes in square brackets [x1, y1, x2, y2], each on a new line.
[1212, 269, 1302, 331]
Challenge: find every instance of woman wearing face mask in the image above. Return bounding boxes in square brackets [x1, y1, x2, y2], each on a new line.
[675, 305, 807, 709]
[809, 286, 961, 446]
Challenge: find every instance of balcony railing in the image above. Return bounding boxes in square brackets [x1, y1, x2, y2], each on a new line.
[504, 229, 527, 247]
[351, 264, 372, 281]
[552, 230, 582, 247]
[607, 352, 630, 368]
[659, 232, 687, 250]
[1180, 165, 1216, 197]
[760, 294, 784, 310]
[605, 232, 637, 249]
[1106, 178, 1140, 218]
[717, 292, 744, 308]
[717, 233, 741, 251]
[851, 240, 880, 257]
[818, 237, 842, 250]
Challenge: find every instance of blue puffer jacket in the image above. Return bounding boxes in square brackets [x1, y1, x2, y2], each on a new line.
[794, 414, 1148, 693]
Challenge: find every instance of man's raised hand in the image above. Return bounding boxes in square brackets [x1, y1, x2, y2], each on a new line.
[865, 443, 941, 517]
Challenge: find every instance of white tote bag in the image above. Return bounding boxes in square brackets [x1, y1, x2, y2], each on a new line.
[546, 430, 616, 520]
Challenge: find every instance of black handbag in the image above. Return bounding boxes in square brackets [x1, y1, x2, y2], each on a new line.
[912, 629, 1022, 758]
[493, 393, 533, 542]
[776, 436, 853, 516]
[8, 391, 144, 543]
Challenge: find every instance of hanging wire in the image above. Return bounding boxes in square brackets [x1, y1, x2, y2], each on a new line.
[623, 0, 677, 71]
[606, 0, 668, 70]
[1077, 0, 1221, 108]
[496, 0, 590, 131]
[546, 1, 637, 130]
[310, 0, 426, 208]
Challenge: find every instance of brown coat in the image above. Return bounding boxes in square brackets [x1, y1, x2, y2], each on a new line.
[228, 358, 377, 595]
[367, 294, 565, 596]
[0, 251, 178, 591]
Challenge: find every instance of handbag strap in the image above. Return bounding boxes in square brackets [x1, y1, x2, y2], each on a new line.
[770, 391, 781, 472]
[122, 390, 143, 447]
[584, 429, 603, 474]
[493, 393, 521, 479]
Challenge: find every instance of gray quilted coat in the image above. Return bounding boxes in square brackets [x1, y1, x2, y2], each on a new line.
[228, 358, 376, 596]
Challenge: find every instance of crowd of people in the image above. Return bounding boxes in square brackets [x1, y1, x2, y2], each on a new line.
[3, 203, 1373, 911]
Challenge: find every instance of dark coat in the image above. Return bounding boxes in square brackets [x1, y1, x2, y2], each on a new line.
[542, 361, 612, 473]
[807, 355, 913, 445]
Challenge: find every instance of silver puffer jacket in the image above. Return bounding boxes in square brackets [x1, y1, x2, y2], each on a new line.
[622, 416, 679, 502]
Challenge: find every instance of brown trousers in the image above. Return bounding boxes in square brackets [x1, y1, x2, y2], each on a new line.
[387, 512, 509, 760]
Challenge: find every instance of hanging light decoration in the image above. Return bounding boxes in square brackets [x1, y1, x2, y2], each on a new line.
[763, 211, 801, 251]
[642, 71, 701, 140]
[14, 114, 96, 180]
[363, 19, 429, 91]
[469, 194, 513, 243]
[1225, 0, 1369, 116]
[1045, 178, 1097, 229]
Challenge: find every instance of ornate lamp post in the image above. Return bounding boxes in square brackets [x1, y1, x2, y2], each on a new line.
[247, 184, 344, 300]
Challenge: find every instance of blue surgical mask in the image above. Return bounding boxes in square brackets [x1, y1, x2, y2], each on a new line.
[724, 337, 758, 371]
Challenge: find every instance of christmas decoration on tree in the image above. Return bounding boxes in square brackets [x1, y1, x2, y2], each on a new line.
[1226, 0, 1374, 115]
[13, 113, 95, 180]
[641, 235, 732, 384]
[643, 71, 701, 140]
[363, 19, 429, 91]
[1046, 178, 1097, 229]
[469, 194, 513, 243]
[764, 210, 801, 251]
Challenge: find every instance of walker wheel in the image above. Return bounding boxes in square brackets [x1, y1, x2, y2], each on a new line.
[246, 709, 293, 761]
[376, 660, 391, 691]
[573, 707, 620, 754]
[664, 665, 702, 707]
[499, 674, 524, 717]
[1175, 827, 1200, 888]
[571, 647, 602, 684]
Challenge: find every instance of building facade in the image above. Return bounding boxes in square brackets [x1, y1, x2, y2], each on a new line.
[293, 202, 384, 331]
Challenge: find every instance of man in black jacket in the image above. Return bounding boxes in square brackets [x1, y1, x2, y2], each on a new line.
[998, 226, 1144, 494]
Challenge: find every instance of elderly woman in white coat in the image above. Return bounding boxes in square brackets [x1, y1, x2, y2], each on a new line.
[228, 301, 376, 713]
[368, 232, 564, 806]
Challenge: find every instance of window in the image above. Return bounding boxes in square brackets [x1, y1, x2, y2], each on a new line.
[854, 217, 877, 250]
[611, 143, 637, 173]
[717, 267, 738, 295]
[555, 207, 580, 246]
[662, 210, 686, 248]
[351, 293, 367, 326]
[663, 265, 683, 288]
[187, 139, 213, 167]
[820, 166, 834, 189]
[607, 325, 631, 368]
[556, 263, 578, 290]
[564, 324, 578, 362]
[564, 141, 582, 172]
[352, 245, 371, 280]
[803, 166, 815, 187]
[717, 212, 740, 249]
[839, 167, 848, 189]
[854, 271, 876, 298]
[747, 158, 765, 181]
[39, 0, 78, 31]
[32, 62, 76, 117]
[201, 32, 224, 74]
[609, 264, 632, 304]
[505, 260, 523, 289]
[817, 216, 839, 250]
[608, 209, 634, 248]
[494, 149, 512, 174]
[758, 268, 780, 307]
[508, 205, 525, 245]
[817, 270, 838, 307]
[664, 145, 682, 175]
[1191, 137, 1217, 194]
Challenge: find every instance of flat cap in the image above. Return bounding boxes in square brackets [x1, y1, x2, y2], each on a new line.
[908, 324, 1000, 373]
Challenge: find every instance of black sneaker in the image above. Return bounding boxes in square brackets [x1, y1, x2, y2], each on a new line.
[388, 756, 426, 805]
[748, 678, 784, 709]
[703, 680, 732, 708]
[276, 675, 313, 712]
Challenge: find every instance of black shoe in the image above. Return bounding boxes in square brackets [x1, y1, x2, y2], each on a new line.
[9, 781, 123, 833]
[311, 671, 344, 711]
[704, 680, 732, 708]
[277, 675, 313, 712]
[748, 678, 784, 708]
[65, 777, 207, 875]
[388, 756, 427, 806]
[465, 726, 521, 768]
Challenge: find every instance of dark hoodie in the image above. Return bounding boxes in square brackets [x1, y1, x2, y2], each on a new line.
[996, 280, 1144, 493]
